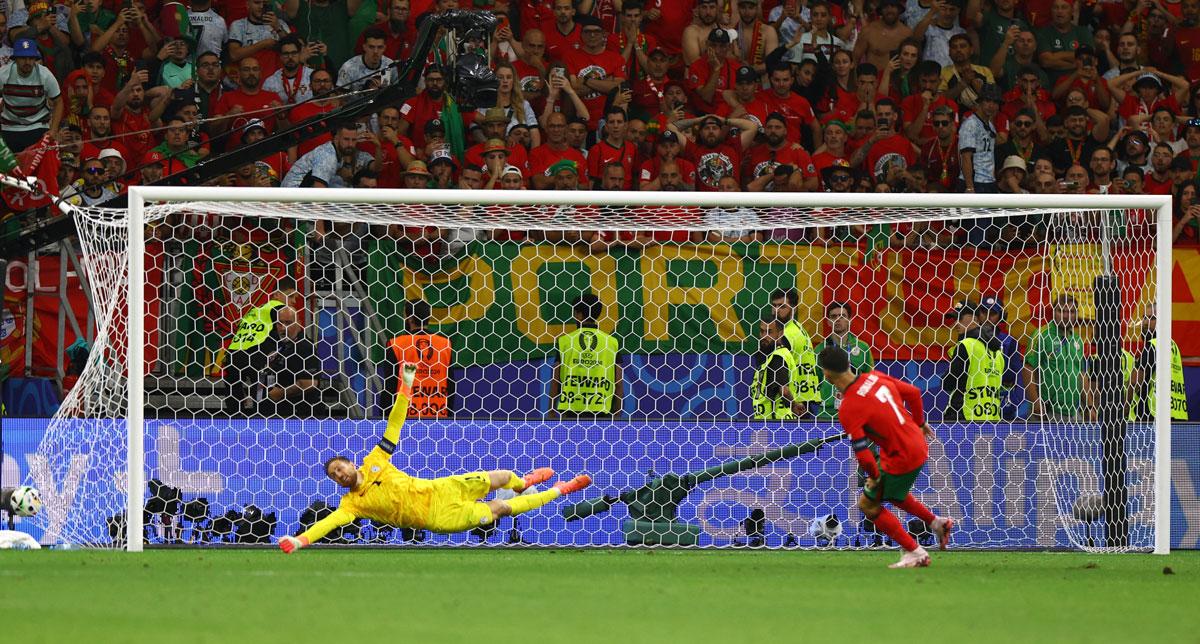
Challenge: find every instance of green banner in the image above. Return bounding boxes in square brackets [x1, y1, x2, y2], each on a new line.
[366, 239, 862, 366]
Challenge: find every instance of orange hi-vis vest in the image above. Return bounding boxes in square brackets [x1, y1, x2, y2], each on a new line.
[388, 334, 452, 418]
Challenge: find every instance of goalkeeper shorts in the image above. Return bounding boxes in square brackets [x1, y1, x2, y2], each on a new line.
[424, 472, 495, 533]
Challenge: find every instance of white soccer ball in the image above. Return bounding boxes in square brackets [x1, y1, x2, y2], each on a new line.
[9, 485, 43, 518]
[808, 513, 843, 545]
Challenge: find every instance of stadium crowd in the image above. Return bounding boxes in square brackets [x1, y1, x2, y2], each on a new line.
[1, 0, 1199, 246]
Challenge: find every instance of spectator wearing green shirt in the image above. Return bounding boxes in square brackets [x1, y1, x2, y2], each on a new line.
[150, 116, 202, 168]
[1024, 294, 1088, 420]
[284, 0, 358, 71]
[1035, 0, 1094, 85]
[67, 0, 117, 49]
[815, 301, 876, 419]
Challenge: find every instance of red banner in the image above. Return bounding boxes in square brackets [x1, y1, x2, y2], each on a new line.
[1, 249, 163, 378]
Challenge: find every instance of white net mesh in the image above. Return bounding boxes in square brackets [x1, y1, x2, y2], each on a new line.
[31, 191, 1168, 552]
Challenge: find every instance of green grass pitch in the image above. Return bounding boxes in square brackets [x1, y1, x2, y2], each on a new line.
[2, 549, 1197, 643]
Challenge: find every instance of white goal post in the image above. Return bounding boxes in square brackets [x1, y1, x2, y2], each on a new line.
[62, 187, 1183, 552]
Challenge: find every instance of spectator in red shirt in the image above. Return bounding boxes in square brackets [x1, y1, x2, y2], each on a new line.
[565, 16, 626, 129]
[213, 57, 282, 139]
[851, 99, 919, 181]
[919, 105, 961, 189]
[543, 0, 582, 61]
[1111, 71, 1188, 124]
[1051, 45, 1111, 112]
[609, 1, 657, 82]
[638, 130, 697, 190]
[529, 111, 587, 188]
[677, 114, 758, 191]
[398, 65, 448, 149]
[1145, 142, 1176, 194]
[744, 112, 818, 191]
[111, 68, 154, 166]
[811, 118, 852, 174]
[687, 28, 739, 115]
[1175, 0, 1200, 80]
[1001, 65, 1056, 124]
[588, 106, 638, 189]
[286, 69, 337, 157]
[758, 65, 821, 147]
[901, 61, 959, 145]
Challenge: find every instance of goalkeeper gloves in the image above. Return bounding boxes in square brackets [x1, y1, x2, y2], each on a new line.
[278, 535, 310, 554]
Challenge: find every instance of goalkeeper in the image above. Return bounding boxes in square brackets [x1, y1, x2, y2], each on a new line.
[279, 365, 592, 553]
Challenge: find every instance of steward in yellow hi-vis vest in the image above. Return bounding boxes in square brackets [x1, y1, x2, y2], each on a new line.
[1128, 307, 1189, 421]
[551, 294, 623, 417]
[769, 288, 820, 417]
[223, 285, 295, 415]
[752, 319, 801, 420]
[943, 302, 1013, 421]
[1131, 339, 1189, 421]
[229, 300, 285, 351]
[385, 300, 452, 419]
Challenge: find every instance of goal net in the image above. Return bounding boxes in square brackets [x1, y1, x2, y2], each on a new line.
[30, 188, 1172, 553]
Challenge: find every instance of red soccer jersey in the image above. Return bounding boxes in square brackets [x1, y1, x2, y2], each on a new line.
[587, 139, 637, 189]
[757, 90, 817, 132]
[528, 144, 588, 185]
[399, 92, 446, 149]
[838, 370, 928, 476]
[686, 58, 738, 115]
[543, 21, 584, 62]
[115, 108, 153, 168]
[214, 88, 281, 131]
[564, 48, 627, 129]
[683, 139, 742, 191]
[1176, 25, 1200, 80]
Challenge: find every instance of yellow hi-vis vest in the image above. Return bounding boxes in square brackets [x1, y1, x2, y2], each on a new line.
[1124, 349, 1137, 421]
[960, 337, 1004, 421]
[752, 347, 798, 420]
[557, 327, 619, 413]
[1145, 339, 1188, 420]
[227, 301, 284, 351]
[782, 319, 821, 403]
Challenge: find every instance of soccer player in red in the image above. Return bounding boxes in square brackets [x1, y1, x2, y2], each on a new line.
[817, 345, 953, 568]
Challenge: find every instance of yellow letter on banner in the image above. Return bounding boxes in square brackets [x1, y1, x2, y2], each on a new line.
[511, 244, 618, 345]
[641, 244, 746, 342]
[402, 255, 496, 324]
[757, 244, 861, 336]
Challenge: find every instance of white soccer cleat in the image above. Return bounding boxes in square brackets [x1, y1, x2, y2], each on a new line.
[931, 516, 954, 551]
[401, 363, 417, 389]
[888, 546, 931, 569]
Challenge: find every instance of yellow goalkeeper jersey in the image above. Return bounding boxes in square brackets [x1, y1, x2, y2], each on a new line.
[337, 448, 436, 528]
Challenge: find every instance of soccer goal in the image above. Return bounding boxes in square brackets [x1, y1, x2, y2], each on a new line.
[30, 188, 1173, 553]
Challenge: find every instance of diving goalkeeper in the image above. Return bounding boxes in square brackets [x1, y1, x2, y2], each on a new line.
[279, 365, 592, 553]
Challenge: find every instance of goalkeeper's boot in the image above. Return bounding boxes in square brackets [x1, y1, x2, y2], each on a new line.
[521, 467, 555, 491]
[931, 516, 954, 551]
[889, 546, 931, 569]
[553, 474, 593, 496]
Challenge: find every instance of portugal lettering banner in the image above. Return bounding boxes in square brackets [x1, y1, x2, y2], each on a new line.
[368, 241, 1184, 365]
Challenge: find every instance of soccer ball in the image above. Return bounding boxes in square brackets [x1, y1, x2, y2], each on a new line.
[808, 513, 843, 546]
[8, 485, 43, 517]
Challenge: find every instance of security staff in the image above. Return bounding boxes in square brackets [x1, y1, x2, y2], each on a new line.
[385, 299, 453, 418]
[770, 288, 821, 417]
[752, 318, 803, 420]
[943, 301, 1012, 421]
[979, 295, 1025, 420]
[1129, 308, 1188, 420]
[225, 287, 292, 415]
[550, 294, 622, 417]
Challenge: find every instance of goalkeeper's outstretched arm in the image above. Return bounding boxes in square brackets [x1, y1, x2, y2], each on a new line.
[376, 363, 417, 457]
[280, 508, 356, 553]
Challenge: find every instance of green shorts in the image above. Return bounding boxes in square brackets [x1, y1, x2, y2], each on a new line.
[863, 464, 924, 503]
